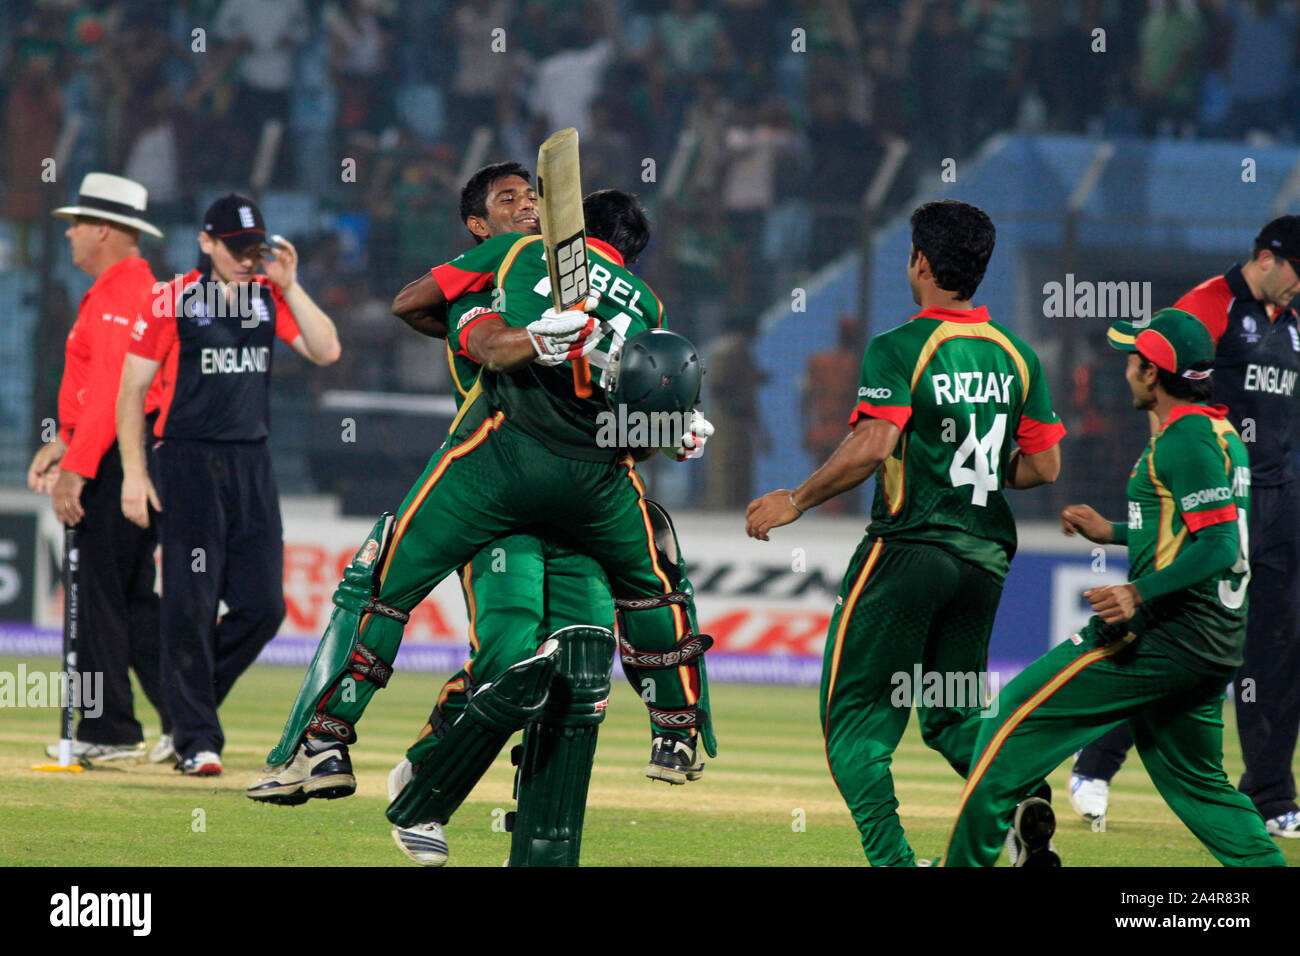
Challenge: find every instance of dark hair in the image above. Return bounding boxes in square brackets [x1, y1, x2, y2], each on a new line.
[459, 161, 532, 233]
[1139, 356, 1215, 403]
[909, 200, 996, 301]
[582, 189, 650, 263]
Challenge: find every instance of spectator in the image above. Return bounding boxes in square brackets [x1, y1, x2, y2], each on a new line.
[1213, 0, 1298, 139]
[2, 53, 62, 263]
[325, 0, 396, 135]
[214, 0, 309, 185]
[801, 317, 863, 515]
[961, 0, 1031, 146]
[1136, 0, 1210, 135]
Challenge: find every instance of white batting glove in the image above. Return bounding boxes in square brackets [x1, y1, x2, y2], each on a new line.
[527, 294, 602, 366]
[665, 409, 715, 461]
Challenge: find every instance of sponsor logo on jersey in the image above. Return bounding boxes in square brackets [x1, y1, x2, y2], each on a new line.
[102, 313, 130, 326]
[931, 371, 1016, 406]
[1243, 363, 1297, 396]
[1180, 485, 1233, 511]
[200, 346, 270, 375]
[132, 317, 148, 340]
[859, 386, 892, 400]
[1290, 326, 1300, 353]
[1128, 500, 1142, 530]
[455, 305, 492, 331]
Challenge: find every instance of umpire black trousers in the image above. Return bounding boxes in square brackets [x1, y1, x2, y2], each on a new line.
[1073, 482, 1300, 819]
[153, 439, 286, 759]
[75, 441, 167, 744]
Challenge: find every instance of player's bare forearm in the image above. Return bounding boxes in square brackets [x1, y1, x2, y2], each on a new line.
[283, 282, 341, 365]
[746, 418, 899, 540]
[466, 317, 536, 373]
[797, 418, 900, 508]
[1005, 444, 1061, 489]
[392, 272, 449, 338]
[115, 378, 151, 480]
[397, 305, 450, 339]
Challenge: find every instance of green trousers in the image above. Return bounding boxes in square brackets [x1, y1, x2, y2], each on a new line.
[943, 623, 1287, 867]
[412, 532, 614, 761]
[312, 399, 709, 748]
[820, 536, 1004, 866]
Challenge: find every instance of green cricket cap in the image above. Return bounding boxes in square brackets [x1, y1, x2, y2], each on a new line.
[1106, 308, 1215, 378]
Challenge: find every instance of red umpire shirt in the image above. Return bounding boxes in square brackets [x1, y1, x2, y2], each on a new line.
[58, 256, 163, 478]
[129, 269, 301, 439]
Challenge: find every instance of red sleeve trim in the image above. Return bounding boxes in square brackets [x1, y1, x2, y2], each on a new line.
[432, 262, 494, 301]
[848, 402, 911, 430]
[266, 279, 301, 344]
[1015, 416, 1067, 455]
[454, 311, 498, 360]
[1183, 503, 1237, 533]
[1174, 279, 1233, 344]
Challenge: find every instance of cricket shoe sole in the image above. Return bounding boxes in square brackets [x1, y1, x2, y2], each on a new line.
[1010, 797, 1061, 867]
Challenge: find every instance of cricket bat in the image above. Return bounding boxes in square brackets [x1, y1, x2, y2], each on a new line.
[536, 128, 593, 398]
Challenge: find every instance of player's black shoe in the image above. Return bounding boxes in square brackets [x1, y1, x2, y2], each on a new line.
[645, 734, 705, 785]
[246, 738, 357, 804]
[1007, 796, 1061, 867]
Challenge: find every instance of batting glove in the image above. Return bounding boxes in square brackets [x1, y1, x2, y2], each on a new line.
[527, 294, 603, 366]
[665, 410, 715, 461]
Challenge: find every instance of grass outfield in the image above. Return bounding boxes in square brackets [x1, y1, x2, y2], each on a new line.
[2, 654, 1296, 867]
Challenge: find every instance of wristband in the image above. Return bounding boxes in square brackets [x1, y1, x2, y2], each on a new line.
[789, 492, 805, 516]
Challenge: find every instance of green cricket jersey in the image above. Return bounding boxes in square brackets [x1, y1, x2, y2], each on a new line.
[438, 232, 665, 461]
[1119, 403, 1251, 674]
[851, 305, 1066, 580]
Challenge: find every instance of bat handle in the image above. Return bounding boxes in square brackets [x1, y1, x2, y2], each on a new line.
[573, 356, 593, 398]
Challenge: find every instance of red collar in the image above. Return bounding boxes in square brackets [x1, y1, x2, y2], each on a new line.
[586, 236, 624, 267]
[912, 305, 990, 325]
[1162, 403, 1229, 426]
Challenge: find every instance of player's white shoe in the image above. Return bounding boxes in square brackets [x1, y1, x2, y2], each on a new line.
[149, 734, 176, 764]
[388, 758, 449, 866]
[44, 740, 146, 763]
[1266, 810, 1300, 838]
[1068, 773, 1109, 822]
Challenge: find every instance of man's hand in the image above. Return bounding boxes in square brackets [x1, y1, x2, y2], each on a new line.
[665, 410, 714, 461]
[121, 470, 162, 529]
[1085, 584, 1141, 624]
[28, 439, 67, 495]
[526, 294, 602, 366]
[263, 235, 298, 292]
[1061, 504, 1115, 544]
[52, 469, 86, 527]
[746, 489, 802, 541]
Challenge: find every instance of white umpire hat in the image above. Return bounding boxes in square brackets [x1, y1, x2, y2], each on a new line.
[52, 172, 163, 238]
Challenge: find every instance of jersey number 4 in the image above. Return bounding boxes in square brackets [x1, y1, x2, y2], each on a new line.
[949, 413, 1007, 507]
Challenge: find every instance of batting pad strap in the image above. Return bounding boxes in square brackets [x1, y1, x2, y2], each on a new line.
[618, 631, 713, 669]
[614, 591, 691, 612]
[350, 642, 393, 688]
[307, 712, 357, 745]
[646, 704, 709, 730]
[363, 598, 409, 624]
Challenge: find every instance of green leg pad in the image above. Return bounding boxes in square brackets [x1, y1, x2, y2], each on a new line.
[386, 640, 560, 828]
[509, 625, 616, 867]
[267, 515, 397, 766]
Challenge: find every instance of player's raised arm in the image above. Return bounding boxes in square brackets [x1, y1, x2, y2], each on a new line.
[265, 238, 341, 366]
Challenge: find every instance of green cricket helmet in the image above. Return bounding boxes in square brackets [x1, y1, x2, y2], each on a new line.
[606, 328, 702, 415]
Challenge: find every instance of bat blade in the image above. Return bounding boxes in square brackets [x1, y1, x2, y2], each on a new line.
[536, 128, 593, 395]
